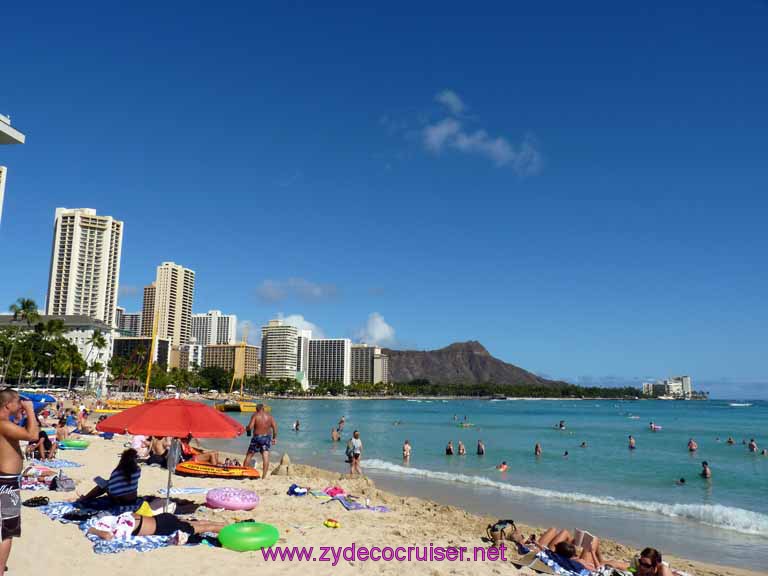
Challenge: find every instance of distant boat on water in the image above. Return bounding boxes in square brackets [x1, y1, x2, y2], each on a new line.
[729, 403, 752, 407]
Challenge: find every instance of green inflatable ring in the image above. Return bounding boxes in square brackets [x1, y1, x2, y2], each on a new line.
[219, 522, 279, 552]
[60, 439, 90, 449]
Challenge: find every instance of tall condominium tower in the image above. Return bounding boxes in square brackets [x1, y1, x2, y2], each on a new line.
[45, 208, 123, 327]
[296, 329, 312, 390]
[118, 311, 141, 336]
[260, 319, 298, 380]
[351, 344, 391, 385]
[191, 310, 237, 346]
[140, 283, 156, 337]
[308, 338, 351, 388]
[145, 262, 195, 346]
[1, 113, 26, 226]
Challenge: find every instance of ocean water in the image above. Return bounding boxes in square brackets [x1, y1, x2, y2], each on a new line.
[206, 399, 768, 570]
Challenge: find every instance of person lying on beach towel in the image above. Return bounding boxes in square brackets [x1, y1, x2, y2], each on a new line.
[511, 527, 603, 573]
[87, 512, 226, 543]
[180, 435, 220, 466]
[76, 448, 141, 506]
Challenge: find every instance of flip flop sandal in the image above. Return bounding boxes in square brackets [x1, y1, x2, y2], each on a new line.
[22, 496, 49, 508]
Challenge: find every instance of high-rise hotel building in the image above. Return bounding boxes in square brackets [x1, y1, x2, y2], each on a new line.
[308, 338, 351, 388]
[140, 283, 156, 337]
[141, 262, 195, 346]
[351, 344, 390, 385]
[191, 310, 237, 346]
[260, 319, 298, 380]
[45, 208, 123, 327]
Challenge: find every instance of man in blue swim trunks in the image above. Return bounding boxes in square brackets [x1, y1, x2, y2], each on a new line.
[243, 404, 277, 478]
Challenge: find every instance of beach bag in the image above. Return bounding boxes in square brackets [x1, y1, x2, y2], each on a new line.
[50, 473, 76, 492]
[486, 519, 516, 547]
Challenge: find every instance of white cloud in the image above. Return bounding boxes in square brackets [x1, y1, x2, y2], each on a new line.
[435, 90, 465, 115]
[355, 312, 396, 346]
[278, 313, 326, 339]
[422, 91, 542, 175]
[256, 278, 338, 303]
[423, 118, 461, 153]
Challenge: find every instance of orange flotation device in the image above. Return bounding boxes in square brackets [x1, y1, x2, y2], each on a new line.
[175, 461, 261, 479]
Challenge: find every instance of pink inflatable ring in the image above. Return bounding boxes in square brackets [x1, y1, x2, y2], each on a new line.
[206, 488, 260, 511]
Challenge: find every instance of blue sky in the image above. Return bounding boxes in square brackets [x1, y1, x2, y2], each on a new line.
[1, 1, 767, 397]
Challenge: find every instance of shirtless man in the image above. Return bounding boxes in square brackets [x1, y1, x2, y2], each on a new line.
[402, 440, 411, 463]
[0, 388, 39, 573]
[244, 404, 277, 478]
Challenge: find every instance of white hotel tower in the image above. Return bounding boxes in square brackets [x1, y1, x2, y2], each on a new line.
[45, 208, 123, 327]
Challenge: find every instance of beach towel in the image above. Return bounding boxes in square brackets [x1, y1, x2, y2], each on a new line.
[310, 490, 331, 500]
[36, 501, 141, 523]
[324, 486, 346, 497]
[535, 551, 591, 576]
[29, 458, 82, 468]
[156, 487, 207, 496]
[325, 495, 389, 513]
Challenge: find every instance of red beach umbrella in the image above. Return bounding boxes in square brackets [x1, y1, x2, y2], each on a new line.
[95, 398, 244, 438]
[96, 399, 246, 510]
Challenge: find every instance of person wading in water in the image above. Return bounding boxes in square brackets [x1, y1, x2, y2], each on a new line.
[243, 404, 277, 479]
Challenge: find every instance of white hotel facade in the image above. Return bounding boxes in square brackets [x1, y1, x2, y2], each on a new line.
[45, 208, 123, 328]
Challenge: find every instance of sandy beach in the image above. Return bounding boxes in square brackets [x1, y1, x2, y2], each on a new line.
[13, 432, 762, 576]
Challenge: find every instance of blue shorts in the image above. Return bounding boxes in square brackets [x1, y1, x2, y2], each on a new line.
[248, 434, 272, 454]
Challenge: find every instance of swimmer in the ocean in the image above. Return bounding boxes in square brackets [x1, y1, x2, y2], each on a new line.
[580, 441, 587, 448]
[535, 442, 542, 457]
[457, 441, 466, 455]
[688, 438, 698, 452]
[628, 435, 636, 450]
[700, 461, 712, 479]
[445, 441, 454, 455]
[477, 440, 485, 455]
[496, 461, 508, 472]
[675, 478, 686, 485]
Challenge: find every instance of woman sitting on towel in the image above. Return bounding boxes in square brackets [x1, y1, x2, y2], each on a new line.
[77, 448, 141, 505]
[87, 512, 226, 543]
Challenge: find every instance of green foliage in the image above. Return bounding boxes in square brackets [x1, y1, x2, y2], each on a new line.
[0, 298, 87, 387]
[389, 379, 641, 398]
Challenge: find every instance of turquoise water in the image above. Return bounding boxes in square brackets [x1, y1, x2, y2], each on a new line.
[207, 399, 768, 569]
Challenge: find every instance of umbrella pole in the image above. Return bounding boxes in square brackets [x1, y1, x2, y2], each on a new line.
[164, 438, 178, 512]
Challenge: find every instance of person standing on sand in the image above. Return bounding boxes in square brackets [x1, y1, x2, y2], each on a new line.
[535, 442, 542, 457]
[402, 440, 411, 463]
[0, 388, 39, 573]
[244, 404, 277, 478]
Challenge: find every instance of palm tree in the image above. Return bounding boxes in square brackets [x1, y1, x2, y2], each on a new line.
[1, 298, 39, 384]
[85, 330, 107, 390]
